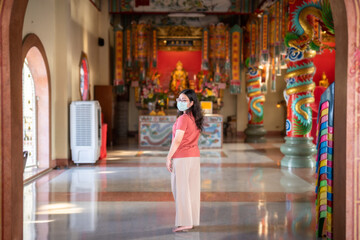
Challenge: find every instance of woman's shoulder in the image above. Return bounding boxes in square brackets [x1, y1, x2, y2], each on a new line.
[178, 113, 190, 119]
[177, 113, 192, 122]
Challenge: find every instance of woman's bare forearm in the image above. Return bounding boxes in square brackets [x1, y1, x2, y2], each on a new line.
[167, 130, 185, 160]
[167, 139, 181, 160]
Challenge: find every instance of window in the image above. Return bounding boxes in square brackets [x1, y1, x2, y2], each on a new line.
[22, 59, 37, 167]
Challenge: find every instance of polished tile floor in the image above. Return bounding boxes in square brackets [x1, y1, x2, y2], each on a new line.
[24, 139, 317, 240]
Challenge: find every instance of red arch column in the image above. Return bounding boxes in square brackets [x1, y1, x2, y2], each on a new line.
[332, 0, 358, 239]
[0, 0, 29, 239]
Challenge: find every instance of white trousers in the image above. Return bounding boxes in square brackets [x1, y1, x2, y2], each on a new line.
[171, 157, 201, 227]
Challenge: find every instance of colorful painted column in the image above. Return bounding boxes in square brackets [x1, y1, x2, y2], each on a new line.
[280, 46, 317, 167]
[315, 83, 334, 239]
[244, 67, 266, 143]
[280, 0, 325, 168]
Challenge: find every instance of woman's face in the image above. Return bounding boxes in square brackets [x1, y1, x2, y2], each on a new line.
[178, 93, 194, 109]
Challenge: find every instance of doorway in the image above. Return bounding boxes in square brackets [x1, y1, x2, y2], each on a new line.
[22, 34, 52, 176]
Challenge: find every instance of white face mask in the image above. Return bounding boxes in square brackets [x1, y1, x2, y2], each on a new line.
[177, 101, 189, 112]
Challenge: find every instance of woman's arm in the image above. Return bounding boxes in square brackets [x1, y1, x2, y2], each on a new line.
[166, 130, 185, 173]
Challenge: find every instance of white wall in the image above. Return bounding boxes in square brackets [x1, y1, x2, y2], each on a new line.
[263, 70, 287, 132]
[69, 0, 111, 100]
[23, 0, 112, 159]
[236, 70, 249, 131]
[22, 0, 57, 159]
[219, 88, 237, 121]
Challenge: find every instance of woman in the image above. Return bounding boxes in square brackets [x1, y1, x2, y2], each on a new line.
[166, 89, 204, 232]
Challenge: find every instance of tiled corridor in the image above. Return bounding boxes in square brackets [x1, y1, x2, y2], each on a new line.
[24, 139, 316, 240]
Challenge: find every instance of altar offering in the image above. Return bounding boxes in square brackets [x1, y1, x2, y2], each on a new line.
[201, 101, 213, 114]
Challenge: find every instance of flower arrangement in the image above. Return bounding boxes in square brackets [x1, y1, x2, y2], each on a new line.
[199, 82, 218, 102]
[142, 87, 156, 104]
[141, 87, 169, 107]
[139, 68, 225, 109]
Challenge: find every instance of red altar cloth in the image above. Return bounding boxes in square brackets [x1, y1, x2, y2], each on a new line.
[100, 123, 107, 159]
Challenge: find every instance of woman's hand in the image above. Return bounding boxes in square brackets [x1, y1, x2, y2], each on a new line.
[166, 130, 184, 173]
[166, 157, 172, 173]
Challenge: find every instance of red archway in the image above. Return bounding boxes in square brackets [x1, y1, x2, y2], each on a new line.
[329, 0, 348, 238]
[0, 0, 29, 239]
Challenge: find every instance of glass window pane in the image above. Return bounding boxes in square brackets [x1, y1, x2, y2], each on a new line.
[22, 59, 37, 168]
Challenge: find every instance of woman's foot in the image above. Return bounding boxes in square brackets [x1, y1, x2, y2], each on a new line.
[172, 226, 193, 232]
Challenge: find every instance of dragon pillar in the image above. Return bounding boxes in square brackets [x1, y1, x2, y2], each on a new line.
[244, 67, 266, 143]
[280, 46, 317, 167]
[279, 0, 327, 168]
[279, 0, 335, 238]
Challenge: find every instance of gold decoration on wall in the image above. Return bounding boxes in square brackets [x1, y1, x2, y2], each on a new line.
[156, 26, 203, 51]
[157, 26, 203, 38]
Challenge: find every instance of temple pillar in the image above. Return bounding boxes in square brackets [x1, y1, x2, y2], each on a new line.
[244, 66, 266, 143]
[280, 47, 317, 167]
[280, 0, 320, 167]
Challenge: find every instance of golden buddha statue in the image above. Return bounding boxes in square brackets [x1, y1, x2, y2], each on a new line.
[170, 61, 188, 93]
[319, 72, 329, 88]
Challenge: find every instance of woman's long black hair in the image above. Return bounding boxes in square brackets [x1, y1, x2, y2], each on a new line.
[177, 89, 204, 132]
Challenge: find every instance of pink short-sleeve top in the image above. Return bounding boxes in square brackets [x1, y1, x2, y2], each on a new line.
[172, 114, 201, 158]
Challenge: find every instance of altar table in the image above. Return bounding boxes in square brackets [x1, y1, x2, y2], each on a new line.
[139, 115, 223, 149]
